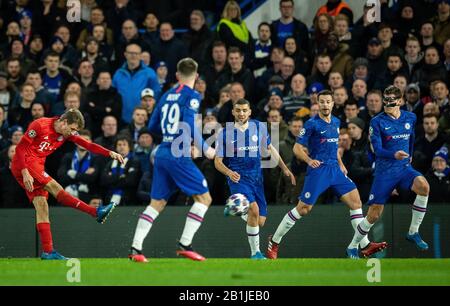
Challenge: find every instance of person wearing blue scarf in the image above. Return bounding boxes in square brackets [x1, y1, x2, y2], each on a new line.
[101, 135, 141, 206]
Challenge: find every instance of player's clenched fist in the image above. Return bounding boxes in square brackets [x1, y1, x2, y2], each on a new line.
[394, 150, 409, 160]
[227, 170, 241, 183]
[307, 159, 322, 168]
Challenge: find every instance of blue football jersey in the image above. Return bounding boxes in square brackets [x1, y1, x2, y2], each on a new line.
[297, 115, 340, 166]
[148, 84, 207, 160]
[216, 120, 271, 181]
[369, 110, 416, 176]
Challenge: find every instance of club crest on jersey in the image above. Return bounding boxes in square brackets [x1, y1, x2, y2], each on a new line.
[300, 128, 306, 136]
[252, 135, 258, 142]
[28, 130, 36, 138]
[369, 126, 373, 136]
[304, 192, 311, 199]
[190, 99, 200, 110]
[405, 123, 411, 130]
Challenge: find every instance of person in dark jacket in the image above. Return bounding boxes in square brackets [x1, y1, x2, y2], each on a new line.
[101, 135, 141, 206]
[0, 144, 29, 208]
[412, 46, 448, 96]
[182, 10, 214, 68]
[425, 147, 450, 204]
[85, 71, 122, 138]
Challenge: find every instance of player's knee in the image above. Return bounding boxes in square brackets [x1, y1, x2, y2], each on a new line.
[196, 193, 212, 206]
[416, 178, 430, 196]
[248, 203, 259, 217]
[296, 204, 311, 216]
[258, 218, 266, 227]
[367, 206, 383, 223]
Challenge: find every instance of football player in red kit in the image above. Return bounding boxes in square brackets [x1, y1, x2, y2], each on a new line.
[11, 109, 124, 259]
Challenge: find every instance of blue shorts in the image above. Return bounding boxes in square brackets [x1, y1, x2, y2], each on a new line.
[299, 164, 356, 205]
[228, 178, 267, 217]
[368, 165, 422, 205]
[150, 157, 209, 201]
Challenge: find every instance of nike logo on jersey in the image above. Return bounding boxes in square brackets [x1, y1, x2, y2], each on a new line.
[231, 140, 238, 144]
[44, 136, 49, 140]
[320, 130, 327, 134]
[385, 127, 392, 130]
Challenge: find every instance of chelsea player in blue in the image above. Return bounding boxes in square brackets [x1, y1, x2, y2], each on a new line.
[129, 58, 216, 263]
[214, 99, 296, 259]
[267, 90, 386, 259]
[350, 85, 430, 252]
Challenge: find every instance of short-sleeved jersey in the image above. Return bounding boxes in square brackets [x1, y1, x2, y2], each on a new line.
[148, 84, 206, 160]
[297, 115, 340, 166]
[216, 120, 271, 181]
[369, 111, 416, 176]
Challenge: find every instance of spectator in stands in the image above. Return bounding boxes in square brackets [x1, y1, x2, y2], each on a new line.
[377, 23, 403, 58]
[9, 125, 23, 146]
[0, 105, 10, 151]
[316, 0, 353, 24]
[182, 10, 214, 68]
[0, 22, 21, 57]
[8, 82, 35, 128]
[92, 24, 114, 61]
[30, 101, 45, 120]
[81, 37, 110, 74]
[425, 147, 450, 203]
[267, 108, 288, 141]
[106, 0, 139, 41]
[76, 7, 114, 51]
[151, 22, 189, 84]
[218, 82, 245, 124]
[270, 0, 309, 52]
[75, 59, 96, 98]
[283, 36, 309, 76]
[334, 14, 352, 47]
[139, 88, 155, 119]
[112, 43, 160, 125]
[215, 47, 255, 103]
[443, 38, 450, 75]
[311, 13, 334, 56]
[5, 57, 25, 88]
[202, 41, 228, 100]
[394, 74, 409, 96]
[414, 114, 448, 174]
[392, 3, 420, 44]
[27, 34, 44, 65]
[141, 12, 159, 46]
[114, 19, 150, 69]
[134, 128, 155, 174]
[120, 106, 148, 145]
[85, 71, 122, 138]
[328, 71, 344, 91]
[25, 71, 54, 113]
[53, 25, 79, 69]
[154, 61, 170, 93]
[366, 37, 385, 77]
[33, 0, 66, 45]
[412, 46, 448, 95]
[94, 115, 118, 151]
[256, 47, 286, 99]
[342, 99, 359, 128]
[404, 36, 424, 77]
[0, 71, 19, 118]
[432, 0, 450, 45]
[345, 57, 375, 92]
[195, 75, 215, 111]
[358, 90, 383, 132]
[0, 144, 28, 208]
[324, 32, 353, 79]
[374, 53, 408, 91]
[405, 83, 424, 122]
[252, 22, 272, 78]
[0, 38, 36, 76]
[350, 79, 367, 109]
[258, 87, 284, 121]
[282, 73, 310, 121]
[308, 54, 332, 87]
[432, 81, 449, 113]
[39, 52, 73, 103]
[217, 0, 253, 62]
[332, 86, 348, 120]
[347, 117, 368, 153]
[101, 135, 141, 206]
[58, 129, 102, 204]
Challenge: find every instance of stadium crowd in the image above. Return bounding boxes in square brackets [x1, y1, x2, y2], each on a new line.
[0, 0, 449, 208]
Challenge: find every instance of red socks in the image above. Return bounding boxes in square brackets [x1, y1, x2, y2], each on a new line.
[56, 190, 97, 217]
[36, 222, 53, 253]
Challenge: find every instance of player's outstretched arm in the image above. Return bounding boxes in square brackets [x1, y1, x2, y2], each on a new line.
[269, 144, 296, 185]
[293, 143, 321, 168]
[214, 156, 240, 183]
[69, 135, 124, 164]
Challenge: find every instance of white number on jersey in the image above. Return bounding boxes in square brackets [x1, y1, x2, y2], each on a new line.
[161, 103, 180, 134]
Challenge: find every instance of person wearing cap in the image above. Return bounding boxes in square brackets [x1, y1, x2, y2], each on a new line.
[9, 125, 24, 146]
[404, 83, 423, 119]
[18, 9, 33, 46]
[258, 87, 284, 121]
[345, 57, 374, 91]
[86, 71, 122, 138]
[425, 146, 450, 203]
[135, 128, 155, 174]
[365, 37, 385, 77]
[432, 0, 450, 45]
[347, 117, 368, 153]
[140, 88, 155, 117]
[154, 61, 170, 92]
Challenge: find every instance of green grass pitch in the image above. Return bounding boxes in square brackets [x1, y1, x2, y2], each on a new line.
[1, 258, 449, 286]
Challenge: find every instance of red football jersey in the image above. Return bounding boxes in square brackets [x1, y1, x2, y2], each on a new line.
[12, 117, 110, 171]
